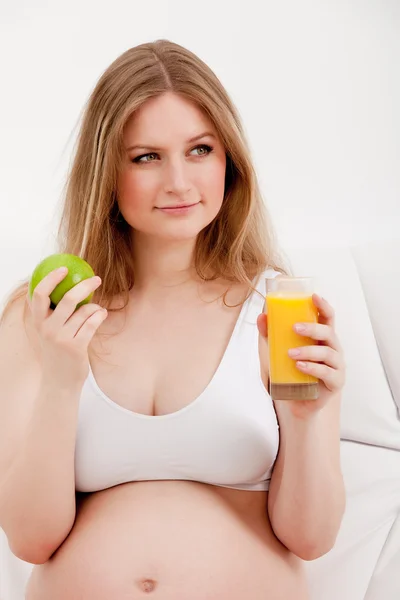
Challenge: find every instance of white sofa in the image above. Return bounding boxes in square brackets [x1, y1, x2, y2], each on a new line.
[1, 239, 399, 600]
[286, 240, 400, 599]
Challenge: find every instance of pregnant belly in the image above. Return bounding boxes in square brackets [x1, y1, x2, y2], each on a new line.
[26, 481, 309, 600]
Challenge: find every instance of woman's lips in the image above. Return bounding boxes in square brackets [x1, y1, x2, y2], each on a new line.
[157, 202, 199, 215]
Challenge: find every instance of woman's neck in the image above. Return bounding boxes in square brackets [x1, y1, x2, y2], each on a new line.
[131, 233, 200, 293]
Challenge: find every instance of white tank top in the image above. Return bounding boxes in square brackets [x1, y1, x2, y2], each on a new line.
[75, 268, 280, 492]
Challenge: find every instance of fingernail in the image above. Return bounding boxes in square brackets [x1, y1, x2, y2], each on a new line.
[58, 266, 68, 273]
[297, 361, 307, 369]
[288, 348, 301, 357]
[294, 324, 306, 333]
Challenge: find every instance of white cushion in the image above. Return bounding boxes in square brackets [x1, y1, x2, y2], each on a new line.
[283, 245, 400, 450]
[364, 512, 400, 600]
[0, 532, 33, 600]
[351, 240, 400, 414]
[304, 440, 400, 600]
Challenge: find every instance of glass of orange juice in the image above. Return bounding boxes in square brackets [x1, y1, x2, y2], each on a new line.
[266, 276, 319, 401]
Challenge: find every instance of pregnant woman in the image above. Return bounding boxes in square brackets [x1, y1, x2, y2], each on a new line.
[0, 40, 346, 599]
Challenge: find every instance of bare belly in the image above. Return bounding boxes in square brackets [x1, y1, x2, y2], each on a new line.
[26, 481, 309, 600]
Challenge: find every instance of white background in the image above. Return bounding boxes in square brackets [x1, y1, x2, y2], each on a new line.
[0, 0, 399, 301]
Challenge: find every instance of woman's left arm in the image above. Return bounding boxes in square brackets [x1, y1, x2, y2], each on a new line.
[257, 294, 347, 561]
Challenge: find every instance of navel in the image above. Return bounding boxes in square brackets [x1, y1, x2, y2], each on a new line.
[138, 578, 157, 593]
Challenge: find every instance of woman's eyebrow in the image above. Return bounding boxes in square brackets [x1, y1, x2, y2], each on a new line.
[126, 132, 216, 152]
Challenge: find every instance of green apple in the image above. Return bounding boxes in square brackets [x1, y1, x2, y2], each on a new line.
[28, 253, 96, 310]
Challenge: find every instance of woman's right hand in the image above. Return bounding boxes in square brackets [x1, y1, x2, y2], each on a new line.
[27, 267, 108, 389]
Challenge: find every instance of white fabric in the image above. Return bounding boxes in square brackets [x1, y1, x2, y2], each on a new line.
[304, 441, 400, 599]
[284, 245, 400, 450]
[351, 240, 400, 414]
[364, 513, 400, 600]
[75, 268, 280, 493]
[0, 533, 33, 600]
[284, 241, 400, 600]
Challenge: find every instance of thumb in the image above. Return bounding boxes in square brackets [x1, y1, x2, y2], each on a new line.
[257, 313, 268, 338]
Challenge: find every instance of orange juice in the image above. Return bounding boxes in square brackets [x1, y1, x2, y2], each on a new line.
[266, 279, 319, 401]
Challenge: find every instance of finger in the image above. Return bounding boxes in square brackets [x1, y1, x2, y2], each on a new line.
[293, 322, 341, 351]
[61, 303, 107, 338]
[296, 361, 344, 392]
[257, 313, 268, 338]
[48, 276, 102, 329]
[312, 293, 335, 327]
[74, 308, 108, 343]
[30, 267, 69, 324]
[288, 345, 342, 369]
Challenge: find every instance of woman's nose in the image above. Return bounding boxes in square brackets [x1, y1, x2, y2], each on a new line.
[163, 160, 191, 196]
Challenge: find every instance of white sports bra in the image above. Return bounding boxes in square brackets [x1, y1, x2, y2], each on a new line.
[75, 268, 280, 493]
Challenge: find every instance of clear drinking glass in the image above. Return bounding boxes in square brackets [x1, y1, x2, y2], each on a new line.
[266, 276, 319, 401]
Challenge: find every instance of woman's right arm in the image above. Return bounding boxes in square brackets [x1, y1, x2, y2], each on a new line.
[0, 375, 83, 564]
[0, 269, 106, 565]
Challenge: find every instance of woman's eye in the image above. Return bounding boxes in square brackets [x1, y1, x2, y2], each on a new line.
[191, 144, 213, 157]
[132, 144, 213, 164]
[133, 152, 158, 163]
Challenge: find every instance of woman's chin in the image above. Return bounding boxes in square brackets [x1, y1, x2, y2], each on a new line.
[150, 221, 211, 242]
[155, 230, 202, 243]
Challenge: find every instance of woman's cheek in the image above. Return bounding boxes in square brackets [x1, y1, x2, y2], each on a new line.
[199, 159, 226, 200]
[118, 172, 155, 208]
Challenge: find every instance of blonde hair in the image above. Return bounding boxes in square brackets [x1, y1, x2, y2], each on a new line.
[0, 39, 289, 349]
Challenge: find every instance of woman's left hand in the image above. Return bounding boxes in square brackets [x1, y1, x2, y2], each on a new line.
[257, 294, 346, 416]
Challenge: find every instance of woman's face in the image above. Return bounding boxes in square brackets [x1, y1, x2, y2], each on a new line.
[117, 92, 227, 242]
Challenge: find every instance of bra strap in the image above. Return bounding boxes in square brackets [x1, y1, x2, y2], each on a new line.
[245, 268, 281, 323]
